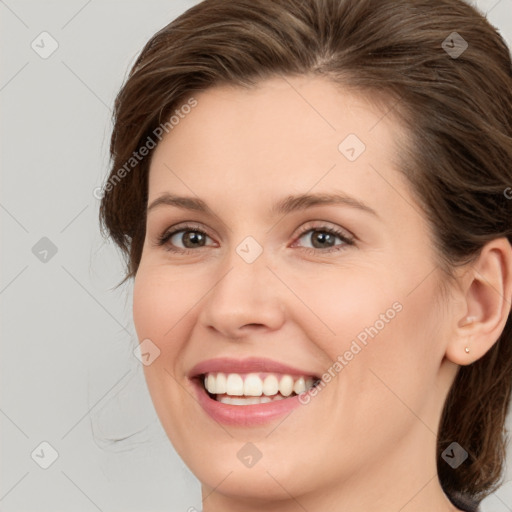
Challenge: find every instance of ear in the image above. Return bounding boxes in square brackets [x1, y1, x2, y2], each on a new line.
[445, 237, 512, 366]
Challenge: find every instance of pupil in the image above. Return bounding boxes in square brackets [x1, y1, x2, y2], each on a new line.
[313, 231, 333, 248]
[184, 231, 204, 247]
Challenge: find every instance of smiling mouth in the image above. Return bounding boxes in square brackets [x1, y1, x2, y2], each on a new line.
[199, 372, 321, 405]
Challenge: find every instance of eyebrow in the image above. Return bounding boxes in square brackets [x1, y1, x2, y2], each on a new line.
[147, 192, 378, 218]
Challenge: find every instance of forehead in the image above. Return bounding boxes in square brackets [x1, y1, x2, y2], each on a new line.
[156, 76, 397, 153]
[147, 75, 411, 216]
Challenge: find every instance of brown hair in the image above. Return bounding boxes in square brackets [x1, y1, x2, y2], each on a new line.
[99, 0, 512, 503]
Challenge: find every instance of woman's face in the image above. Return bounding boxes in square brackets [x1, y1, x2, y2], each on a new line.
[133, 76, 459, 505]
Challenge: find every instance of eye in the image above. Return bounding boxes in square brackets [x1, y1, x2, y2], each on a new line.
[292, 223, 355, 254]
[154, 221, 355, 255]
[155, 223, 215, 253]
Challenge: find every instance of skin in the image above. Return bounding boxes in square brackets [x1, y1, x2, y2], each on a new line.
[132, 75, 512, 512]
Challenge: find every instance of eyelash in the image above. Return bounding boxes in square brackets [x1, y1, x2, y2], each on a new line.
[155, 222, 355, 255]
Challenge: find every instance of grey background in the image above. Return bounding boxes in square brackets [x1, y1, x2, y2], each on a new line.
[1, 1, 511, 511]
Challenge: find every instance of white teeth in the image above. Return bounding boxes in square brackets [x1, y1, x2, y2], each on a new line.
[262, 375, 279, 396]
[226, 373, 244, 395]
[244, 373, 263, 396]
[293, 377, 306, 394]
[218, 395, 281, 405]
[216, 373, 227, 394]
[279, 375, 294, 396]
[202, 372, 317, 398]
[218, 397, 247, 405]
[205, 374, 215, 394]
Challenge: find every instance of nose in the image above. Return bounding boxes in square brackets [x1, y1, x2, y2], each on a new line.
[197, 250, 286, 340]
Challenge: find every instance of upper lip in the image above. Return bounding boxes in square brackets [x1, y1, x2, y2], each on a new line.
[188, 357, 320, 379]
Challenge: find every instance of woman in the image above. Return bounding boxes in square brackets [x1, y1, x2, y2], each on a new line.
[99, 0, 512, 510]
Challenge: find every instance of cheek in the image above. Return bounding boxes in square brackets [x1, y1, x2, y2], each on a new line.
[132, 266, 195, 344]
[288, 265, 405, 358]
[341, 275, 446, 431]
[131, 266, 199, 450]
[301, 262, 443, 416]
[132, 266, 194, 403]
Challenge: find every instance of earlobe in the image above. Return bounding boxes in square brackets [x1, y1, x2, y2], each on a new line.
[462, 315, 476, 354]
[445, 238, 512, 366]
[446, 314, 476, 365]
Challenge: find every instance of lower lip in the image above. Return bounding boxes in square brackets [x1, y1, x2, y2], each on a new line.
[191, 378, 307, 426]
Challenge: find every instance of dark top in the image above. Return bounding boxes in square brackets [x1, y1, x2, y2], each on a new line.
[446, 491, 482, 512]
